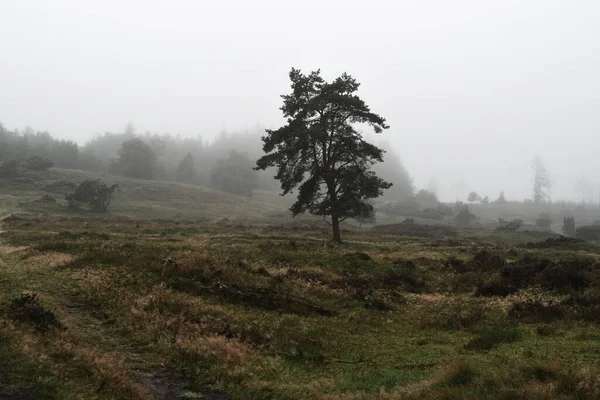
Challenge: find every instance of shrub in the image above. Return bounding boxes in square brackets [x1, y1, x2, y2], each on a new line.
[475, 280, 518, 297]
[576, 225, 600, 241]
[446, 256, 468, 273]
[23, 155, 54, 171]
[383, 261, 425, 292]
[464, 324, 521, 351]
[539, 262, 589, 291]
[65, 179, 118, 212]
[471, 249, 505, 270]
[496, 218, 523, 232]
[455, 205, 476, 226]
[536, 213, 553, 230]
[2, 293, 62, 332]
[508, 299, 565, 322]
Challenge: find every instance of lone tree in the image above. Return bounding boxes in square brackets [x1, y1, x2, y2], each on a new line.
[467, 191, 480, 203]
[532, 155, 551, 204]
[255, 68, 392, 242]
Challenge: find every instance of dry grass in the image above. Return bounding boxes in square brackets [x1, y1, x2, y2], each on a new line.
[2, 214, 600, 399]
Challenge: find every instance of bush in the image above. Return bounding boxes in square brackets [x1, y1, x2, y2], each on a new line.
[475, 280, 518, 297]
[23, 155, 54, 171]
[464, 324, 521, 351]
[471, 249, 505, 270]
[65, 179, 118, 212]
[508, 299, 565, 322]
[496, 218, 523, 232]
[383, 261, 425, 292]
[446, 256, 468, 273]
[2, 293, 62, 332]
[455, 206, 476, 226]
[576, 225, 600, 241]
[536, 213, 553, 230]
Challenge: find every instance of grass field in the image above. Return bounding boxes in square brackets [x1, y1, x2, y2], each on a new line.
[1, 210, 600, 399]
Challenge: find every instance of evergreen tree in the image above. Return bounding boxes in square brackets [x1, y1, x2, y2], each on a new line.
[116, 137, 157, 179]
[176, 152, 195, 182]
[256, 68, 392, 242]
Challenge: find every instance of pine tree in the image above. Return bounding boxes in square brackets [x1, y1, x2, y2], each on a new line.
[256, 68, 392, 242]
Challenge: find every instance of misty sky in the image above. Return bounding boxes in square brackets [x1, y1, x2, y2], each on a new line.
[1, 0, 599, 202]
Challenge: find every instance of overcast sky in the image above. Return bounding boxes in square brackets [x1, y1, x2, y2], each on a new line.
[1, 0, 599, 201]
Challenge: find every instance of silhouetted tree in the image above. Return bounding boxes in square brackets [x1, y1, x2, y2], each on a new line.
[176, 152, 195, 183]
[255, 68, 392, 242]
[532, 155, 551, 204]
[211, 150, 258, 197]
[480, 196, 490, 204]
[116, 137, 157, 179]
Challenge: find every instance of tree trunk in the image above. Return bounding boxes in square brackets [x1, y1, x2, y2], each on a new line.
[332, 214, 342, 243]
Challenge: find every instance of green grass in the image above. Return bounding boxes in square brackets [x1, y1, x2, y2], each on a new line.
[1, 213, 600, 399]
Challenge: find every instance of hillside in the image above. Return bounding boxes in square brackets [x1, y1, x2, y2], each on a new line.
[0, 168, 322, 225]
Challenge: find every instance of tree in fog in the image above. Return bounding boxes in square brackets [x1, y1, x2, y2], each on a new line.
[414, 189, 439, 209]
[532, 155, 551, 204]
[211, 150, 258, 197]
[562, 217, 576, 237]
[372, 141, 414, 200]
[256, 68, 392, 243]
[467, 191, 479, 203]
[535, 212, 552, 230]
[176, 152, 195, 183]
[66, 179, 118, 212]
[495, 190, 507, 204]
[116, 137, 157, 179]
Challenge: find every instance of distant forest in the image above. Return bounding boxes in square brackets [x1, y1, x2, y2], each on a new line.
[0, 122, 415, 200]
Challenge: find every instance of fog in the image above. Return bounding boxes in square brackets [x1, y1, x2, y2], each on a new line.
[1, 0, 599, 202]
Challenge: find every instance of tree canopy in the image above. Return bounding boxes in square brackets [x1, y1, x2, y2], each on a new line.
[211, 150, 258, 197]
[256, 68, 392, 242]
[176, 152, 195, 183]
[116, 137, 157, 179]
